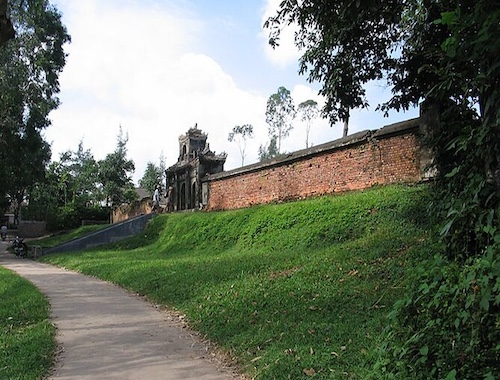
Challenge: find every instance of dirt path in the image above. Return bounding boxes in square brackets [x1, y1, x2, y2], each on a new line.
[0, 244, 241, 380]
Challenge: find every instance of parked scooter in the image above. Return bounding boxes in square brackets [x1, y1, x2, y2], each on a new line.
[13, 236, 28, 257]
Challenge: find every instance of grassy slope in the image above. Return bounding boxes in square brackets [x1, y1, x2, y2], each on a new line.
[41, 184, 435, 379]
[0, 267, 55, 380]
[29, 224, 109, 249]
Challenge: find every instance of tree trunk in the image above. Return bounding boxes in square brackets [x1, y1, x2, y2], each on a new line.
[342, 109, 350, 137]
[0, 0, 15, 47]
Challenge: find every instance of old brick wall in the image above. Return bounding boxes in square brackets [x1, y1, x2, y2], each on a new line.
[205, 118, 425, 211]
[112, 198, 153, 224]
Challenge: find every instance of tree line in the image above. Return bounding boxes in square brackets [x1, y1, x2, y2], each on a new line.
[20, 128, 137, 230]
[0, 1, 166, 230]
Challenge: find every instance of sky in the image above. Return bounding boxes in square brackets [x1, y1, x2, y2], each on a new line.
[46, 0, 419, 185]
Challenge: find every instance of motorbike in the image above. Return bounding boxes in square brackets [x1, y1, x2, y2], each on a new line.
[13, 236, 28, 257]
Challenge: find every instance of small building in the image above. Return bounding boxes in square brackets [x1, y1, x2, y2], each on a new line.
[166, 125, 227, 211]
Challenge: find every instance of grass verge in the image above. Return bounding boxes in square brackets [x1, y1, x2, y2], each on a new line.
[40, 184, 436, 379]
[0, 266, 55, 380]
[29, 224, 109, 249]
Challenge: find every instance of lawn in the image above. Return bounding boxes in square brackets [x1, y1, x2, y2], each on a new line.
[40, 184, 436, 379]
[0, 266, 55, 380]
[29, 224, 109, 249]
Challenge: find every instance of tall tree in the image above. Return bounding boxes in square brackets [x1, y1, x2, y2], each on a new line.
[0, 0, 70, 218]
[298, 99, 319, 148]
[47, 140, 100, 207]
[98, 127, 136, 207]
[70, 141, 100, 205]
[228, 124, 254, 166]
[265, 86, 296, 154]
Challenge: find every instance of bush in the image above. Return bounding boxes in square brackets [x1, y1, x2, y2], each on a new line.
[45, 203, 110, 231]
[377, 246, 500, 379]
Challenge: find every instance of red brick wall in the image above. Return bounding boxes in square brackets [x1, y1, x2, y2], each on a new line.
[206, 119, 425, 211]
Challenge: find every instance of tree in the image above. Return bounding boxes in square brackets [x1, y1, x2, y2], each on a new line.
[139, 162, 160, 195]
[139, 153, 166, 196]
[265, 2, 392, 133]
[25, 142, 109, 230]
[0, 0, 14, 47]
[265, 86, 296, 154]
[98, 127, 136, 207]
[266, 1, 499, 378]
[69, 141, 100, 205]
[0, 0, 69, 218]
[228, 124, 254, 166]
[298, 99, 319, 148]
[258, 136, 279, 162]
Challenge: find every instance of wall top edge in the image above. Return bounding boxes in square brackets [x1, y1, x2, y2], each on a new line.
[205, 117, 421, 182]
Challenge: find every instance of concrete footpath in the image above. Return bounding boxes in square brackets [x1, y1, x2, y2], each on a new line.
[0, 243, 242, 380]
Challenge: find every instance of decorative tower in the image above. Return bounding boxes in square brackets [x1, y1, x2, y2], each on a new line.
[166, 124, 227, 211]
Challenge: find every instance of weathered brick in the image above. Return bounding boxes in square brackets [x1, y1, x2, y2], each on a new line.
[205, 119, 427, 211]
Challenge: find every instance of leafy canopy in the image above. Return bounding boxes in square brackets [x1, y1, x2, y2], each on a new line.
[98, 127, 136, 207]
[0, 0, 70, 216]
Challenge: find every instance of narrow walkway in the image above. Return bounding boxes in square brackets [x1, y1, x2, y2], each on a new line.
[0, 244, 240, 380]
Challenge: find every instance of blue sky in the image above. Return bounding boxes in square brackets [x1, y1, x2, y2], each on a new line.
[46, 0, 418, 184]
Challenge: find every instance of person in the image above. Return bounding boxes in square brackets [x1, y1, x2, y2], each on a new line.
[1, 224, 7, 241]
[152, 185, 160, 211]
[167, 186, 174, 212]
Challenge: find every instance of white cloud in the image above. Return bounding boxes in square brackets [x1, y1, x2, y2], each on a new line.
[259, 0, 301, 68]
[47, 0, 417, 187]
[47, 0, 273, 183]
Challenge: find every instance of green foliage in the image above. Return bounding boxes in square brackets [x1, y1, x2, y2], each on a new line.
[43, 203, 109, 231]
[98, 126, 135, 207]
[0, 1, 14, 46]
[377, 248, 500, 379]
[265, 86, 296, 153]
[32, 223, 109, 248]
[0, 0, 70, 216]
[0, 266, 55, 379]
[25, 140, 106, 229]
[139, 154, 166, 195]
[265, 1, 395, 125]
[258, 135, 280, 162]
[42, 185, 433, 379]
[267, 1, 499, 377]
[379, 4, 500, 377]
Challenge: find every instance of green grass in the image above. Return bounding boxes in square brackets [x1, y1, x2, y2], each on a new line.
[40, 184, 436, 379]
[0, 267, 55, 380]
[29, 224, 109, 249]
